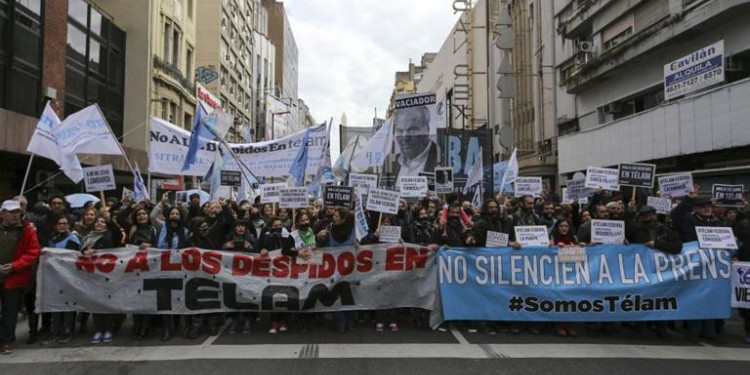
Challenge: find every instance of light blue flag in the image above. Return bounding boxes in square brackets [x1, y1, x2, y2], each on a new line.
[182, 102, 210, 171]
[204, 145, 228, 201]
[288, 128, 311, 186]
[133, 163, 150, 202]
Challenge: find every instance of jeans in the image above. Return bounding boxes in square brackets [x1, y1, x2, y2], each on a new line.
[50, 312, 75, 337]
[0, 288, 23, 345]
[334, 311, 356, 331]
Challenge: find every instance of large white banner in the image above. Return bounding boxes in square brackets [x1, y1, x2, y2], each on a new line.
[37, 244, 437, 314]
[148, 118, 328, 177]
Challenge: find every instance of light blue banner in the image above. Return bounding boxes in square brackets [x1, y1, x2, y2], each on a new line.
[438, 242, 733, 321]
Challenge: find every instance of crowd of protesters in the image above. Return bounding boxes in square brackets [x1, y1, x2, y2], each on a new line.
[0, 183, 749, 355]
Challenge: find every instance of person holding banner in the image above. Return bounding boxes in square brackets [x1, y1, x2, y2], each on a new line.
[39, 214, 80, 346]
[80, 215, 117, 344]
[283, 213, 317, 332]
[259, 217, 292, 334]
[670, 186, 725, 342]
[153, 206, 189, 341]
[0, 200, 41, 355]
[224, 220, 259, 335]
[316, 207, 358, 333]
[126, 207, 157, 341]
[441, 203, 471, 248]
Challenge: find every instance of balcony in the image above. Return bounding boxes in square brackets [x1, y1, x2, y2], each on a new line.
[558, 77, 750, 174]
[153, 55, 196, 94]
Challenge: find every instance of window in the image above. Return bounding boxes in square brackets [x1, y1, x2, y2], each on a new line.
[64, 1, 126, 137]
[186, 46, 193, 83]
[184, 112, 192, 129]
[172, 28, 180, 65]
[0, 0, 44, 116]
[164, 22, 171, 60]
[169, 101, 178, 124]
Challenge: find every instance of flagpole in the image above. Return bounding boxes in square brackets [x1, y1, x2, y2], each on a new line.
[96, 104, 138, 176]
[19, 154, 36, 197]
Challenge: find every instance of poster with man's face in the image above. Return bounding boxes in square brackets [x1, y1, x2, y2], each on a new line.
[392, 93, 440, 181]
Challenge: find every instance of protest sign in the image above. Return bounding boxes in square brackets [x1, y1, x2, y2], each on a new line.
[279, 187, 308, 209]
[37, 243, 437, 314]
[148, 118, 328, 177]
[122, 187, 134, 201]
[486, 231, 509, 247]
[435, 167, 454, 194]
[585, 167, 620, 191]
[647, 196, 672, 215]
[349, 173, 378, 194]
[260, 183, 286, 204]
[514, 177, 543, 198]
[658, 173, 693, 198]
[398, 176, 428, 198]
[366, 189, 400, 215]
[379, 226, 402, 243]
[731, 262, 750, 309]
[696, 227, 738, 250]
[438, 242, 733, 322]
[567, 178, 593, 199]
[618, 163, 656, 187]
[591, 220, 626, 244]
[420, 172, 435, 192]
[83, 165, 115, 193]
[324, 186, 353, 207]
[514, 226, 549, 247]
[296, 251, 323, 266]
[220, 171, 242, 187]
[558, 246, 587, 263]
[713, 184, 744, 207]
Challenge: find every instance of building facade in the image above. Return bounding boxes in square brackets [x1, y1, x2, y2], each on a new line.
[0, 0, 139, 199]
[262, 0, 299, 136]
[195, 0, 257, 142]
[252, 3, 276, 141]
[554, 0, 750, 192]
[95, 0, 198, 151]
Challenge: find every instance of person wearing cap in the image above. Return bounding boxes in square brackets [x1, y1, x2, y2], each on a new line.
[0, 199, 41, 354]
[627, 205, 682, 255]
[670, 185, 724, 342]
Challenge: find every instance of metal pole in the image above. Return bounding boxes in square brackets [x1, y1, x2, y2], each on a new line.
[19, 154, 35, 197]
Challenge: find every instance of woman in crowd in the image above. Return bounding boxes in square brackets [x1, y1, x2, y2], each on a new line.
[127, 207, 157, 341]
[224, 220, 258, 335]
[282, 213, 316, 331]
[259, 217, 290, 334]
[80, 214, 117, 344]
[549, 220, 579, 338]
[39, 214, 80, 345]
[316, 207, 357, 333]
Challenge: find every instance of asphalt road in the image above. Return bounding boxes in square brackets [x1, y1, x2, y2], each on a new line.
[2, 312, 750, 375]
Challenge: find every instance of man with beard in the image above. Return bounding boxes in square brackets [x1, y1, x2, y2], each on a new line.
[441, 203, 469, 247]
[468, 199, 520, 249]
[576, 203, 610, 244]
[625, 205, 682, 339]
[512, 195, 544, 228]
[670, 186, 724, 343]
[407, 207, 440, 246]
[538, 201, 557, 233]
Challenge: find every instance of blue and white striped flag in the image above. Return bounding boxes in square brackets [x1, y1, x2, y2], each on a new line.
[133, 163, 150, 202]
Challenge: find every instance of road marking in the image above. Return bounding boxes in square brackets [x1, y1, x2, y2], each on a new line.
[1, 343, 749, 363]
[449, 324, 469, 345]
[200, 321, 230, 347]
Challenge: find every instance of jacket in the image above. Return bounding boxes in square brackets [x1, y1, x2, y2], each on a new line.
[3, 221, 41, 290]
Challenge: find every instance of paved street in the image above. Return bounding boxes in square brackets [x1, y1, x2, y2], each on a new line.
[3, 312, 750, 374]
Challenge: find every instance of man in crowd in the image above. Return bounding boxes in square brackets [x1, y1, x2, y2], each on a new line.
[0, 200, 41, 354]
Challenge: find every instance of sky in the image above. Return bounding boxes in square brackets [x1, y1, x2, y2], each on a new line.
[284, 0, 462, 157]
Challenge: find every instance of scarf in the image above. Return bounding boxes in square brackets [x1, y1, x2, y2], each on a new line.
[298, 227, 315, 246]
[331, 220, 354, 243]
[82, 229, 105, 250]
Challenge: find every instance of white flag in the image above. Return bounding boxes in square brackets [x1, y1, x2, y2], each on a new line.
[350, 118, 393, 169]
[463, 147, 483, 194]
[472, 185, 483, 208]
[54, 104, 122, 155]
[500, 148, 518, 193]
[26, 102, 84, 182]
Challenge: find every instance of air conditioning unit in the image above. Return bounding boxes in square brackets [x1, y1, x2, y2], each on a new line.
[601, 102, 622, 114]
[726, 56, 745, 72]
[224, 53, 230, 61]
[577, 40, 595, 53]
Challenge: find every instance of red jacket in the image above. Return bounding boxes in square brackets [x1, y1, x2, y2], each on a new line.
[3, 221, 41, 290]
